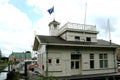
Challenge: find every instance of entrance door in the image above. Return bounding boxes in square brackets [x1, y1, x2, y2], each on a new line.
[71, 54, 82, 75]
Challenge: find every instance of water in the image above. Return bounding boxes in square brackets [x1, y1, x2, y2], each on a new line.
[0, 67, 8, 80]
[0, 72, 7, 80]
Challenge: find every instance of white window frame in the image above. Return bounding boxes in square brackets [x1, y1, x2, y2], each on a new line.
[99, 53, 108, 68]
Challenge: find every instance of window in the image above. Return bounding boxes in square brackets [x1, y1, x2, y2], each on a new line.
[75, 36, 80, 41]
[71, 55, 80, 59]
[90, 60, 94, 68]
[48, 59, 52, 64]
[54, 24, 57, 27]
[71, 55, 80, 69]
[99, 53, 108, 68]
[71, 61, 74, 69]
[90, 54, 94, 59]
[90, 54, 94, 69]
[86, 37, 91, 42]
[56, 59, 60, 64]
[71, 61, 79, 69]
[75, 61, 79, 69]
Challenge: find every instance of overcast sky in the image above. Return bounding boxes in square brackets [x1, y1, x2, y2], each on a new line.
[0, 0, 120, 57]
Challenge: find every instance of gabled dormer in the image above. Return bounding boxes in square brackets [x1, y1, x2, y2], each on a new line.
[48, 20, 60, 36]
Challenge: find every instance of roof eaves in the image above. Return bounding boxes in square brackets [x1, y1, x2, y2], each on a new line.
[33, 35, 42, 51]
[45, 43, 118, 48]
[36, 35, 41, 43]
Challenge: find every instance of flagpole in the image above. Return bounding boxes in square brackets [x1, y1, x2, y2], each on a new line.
[83, 3, 87, 42]
[107, 19, 111, 44]
[53, 6, 55, 20]
[84, 3, 87, 28]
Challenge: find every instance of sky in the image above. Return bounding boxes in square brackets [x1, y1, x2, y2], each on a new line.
[0, 0, 120, 57]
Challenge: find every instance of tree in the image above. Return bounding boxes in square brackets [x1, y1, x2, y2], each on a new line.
[0, 49, 2, 59]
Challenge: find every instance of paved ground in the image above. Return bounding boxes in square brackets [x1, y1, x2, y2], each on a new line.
[28, 71, 42, 80]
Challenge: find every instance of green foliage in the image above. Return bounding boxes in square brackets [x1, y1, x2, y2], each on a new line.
[0, 61, 8, 71]
[0, 65, 5, 71]
[6, 71, 20, 80]
[8, 60, 14, 65]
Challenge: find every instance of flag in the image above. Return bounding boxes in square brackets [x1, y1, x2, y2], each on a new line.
[47, 6, 54, 15]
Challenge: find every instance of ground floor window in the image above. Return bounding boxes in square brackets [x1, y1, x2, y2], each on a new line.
[56, 59, 60, 64]
[99, 53, 108, 68]
[90, 60, 94, 69]
[71, 61, 79, 69]
[90, 53, 94, 69]
[71, 54, 80, 69]
[48, 58, 52, 64]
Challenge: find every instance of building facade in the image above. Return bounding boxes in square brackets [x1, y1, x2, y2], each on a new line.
[33, 20, 119, 77]
[9, 51, 31, 62]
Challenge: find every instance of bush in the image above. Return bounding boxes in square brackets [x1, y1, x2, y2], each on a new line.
[6, 71, 20, 80]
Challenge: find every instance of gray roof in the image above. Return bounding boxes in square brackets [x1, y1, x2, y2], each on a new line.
[34, 35, 119, 48]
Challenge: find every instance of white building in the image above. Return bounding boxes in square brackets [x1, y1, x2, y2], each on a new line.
[33, 20, 119, 79]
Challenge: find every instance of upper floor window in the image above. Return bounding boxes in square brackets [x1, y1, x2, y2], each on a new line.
[75, 36, 80, 41]
[86, 37, 91, 42]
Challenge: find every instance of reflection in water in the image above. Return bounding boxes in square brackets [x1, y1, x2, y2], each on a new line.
[0, 67, 8, 80]
[0, 72, 7, 80]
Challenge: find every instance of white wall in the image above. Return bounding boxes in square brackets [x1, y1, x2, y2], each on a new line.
[60, 31, 97, 42]
[37, 45, 46, 75]
[47, 46, 71, 76]
[82, 49, 117, 75]
[38, 45, 117, 76]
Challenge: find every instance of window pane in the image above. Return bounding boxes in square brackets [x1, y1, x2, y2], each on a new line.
[90, 60, 94, 69]
[86, 37, 91, 42]
[48, 59, 52, 64]
[90, 54, 94, 59]
[104, 60, 108, 68]
[100, 60, 103, 68]
[71, 61, 74, 69]
[71, 55, 80, 59]
[75, 61, 79, 69]
[56, 59, 60, 64]
[75, 36, 80, 40]
[104, 54, 107, 59]
[99, 54, 103, 59]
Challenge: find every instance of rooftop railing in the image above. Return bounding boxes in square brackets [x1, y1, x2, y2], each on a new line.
[58, 22, 96, 34]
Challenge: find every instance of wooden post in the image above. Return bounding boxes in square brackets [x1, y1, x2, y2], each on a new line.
[24, 62, 28, 77]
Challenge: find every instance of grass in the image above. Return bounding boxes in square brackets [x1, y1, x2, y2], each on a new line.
[0, 62, 8, 71]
